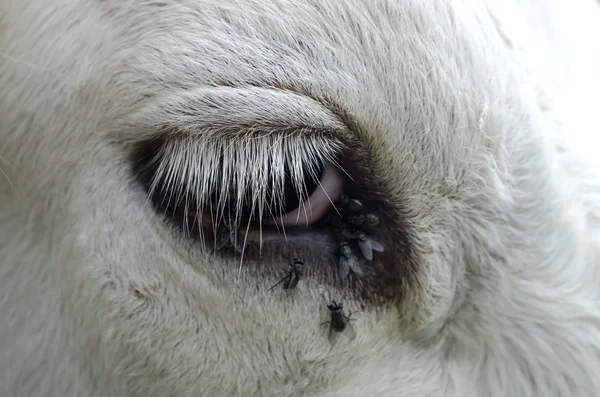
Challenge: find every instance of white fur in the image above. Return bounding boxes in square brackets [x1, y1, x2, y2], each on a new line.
[2, 0, 600, 396]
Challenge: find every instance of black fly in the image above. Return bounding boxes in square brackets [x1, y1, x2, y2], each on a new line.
[321, 299, 356, 345]
[268, 258, 305, 291]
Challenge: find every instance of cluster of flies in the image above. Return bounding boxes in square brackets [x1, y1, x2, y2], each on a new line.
[266, 195, 384, 346]
[211, 194, 382, 344]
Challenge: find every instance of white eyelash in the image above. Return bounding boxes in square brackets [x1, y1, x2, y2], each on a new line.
[147, 130, 344, 250]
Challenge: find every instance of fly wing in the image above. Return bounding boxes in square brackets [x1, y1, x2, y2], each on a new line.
[328, 322, 356, 346]
[338, 257, 350, 281]
[285, 270, 300, 289]
[341, 320, 356, 342]
[268, 273, 290, 291]
[295, 278, 306, 293]
[346, 255, 364, 277]
[328, 323, 343, 347]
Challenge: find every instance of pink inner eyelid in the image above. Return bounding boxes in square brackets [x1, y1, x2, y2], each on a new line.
[274, 165, 344, 227]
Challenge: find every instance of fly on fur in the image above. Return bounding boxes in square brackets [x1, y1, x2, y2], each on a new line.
[268, 258, 305, 291]
[321, 299, 356, 345]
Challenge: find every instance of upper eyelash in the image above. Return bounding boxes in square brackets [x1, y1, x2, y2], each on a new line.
[146, 130, 345, 248]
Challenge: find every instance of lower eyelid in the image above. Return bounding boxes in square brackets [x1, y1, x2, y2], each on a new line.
[234, 225, 338, 256]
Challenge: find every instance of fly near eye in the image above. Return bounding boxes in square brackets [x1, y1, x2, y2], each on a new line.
[268, 258, 305, 292]
[320, 299, 356, 346]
